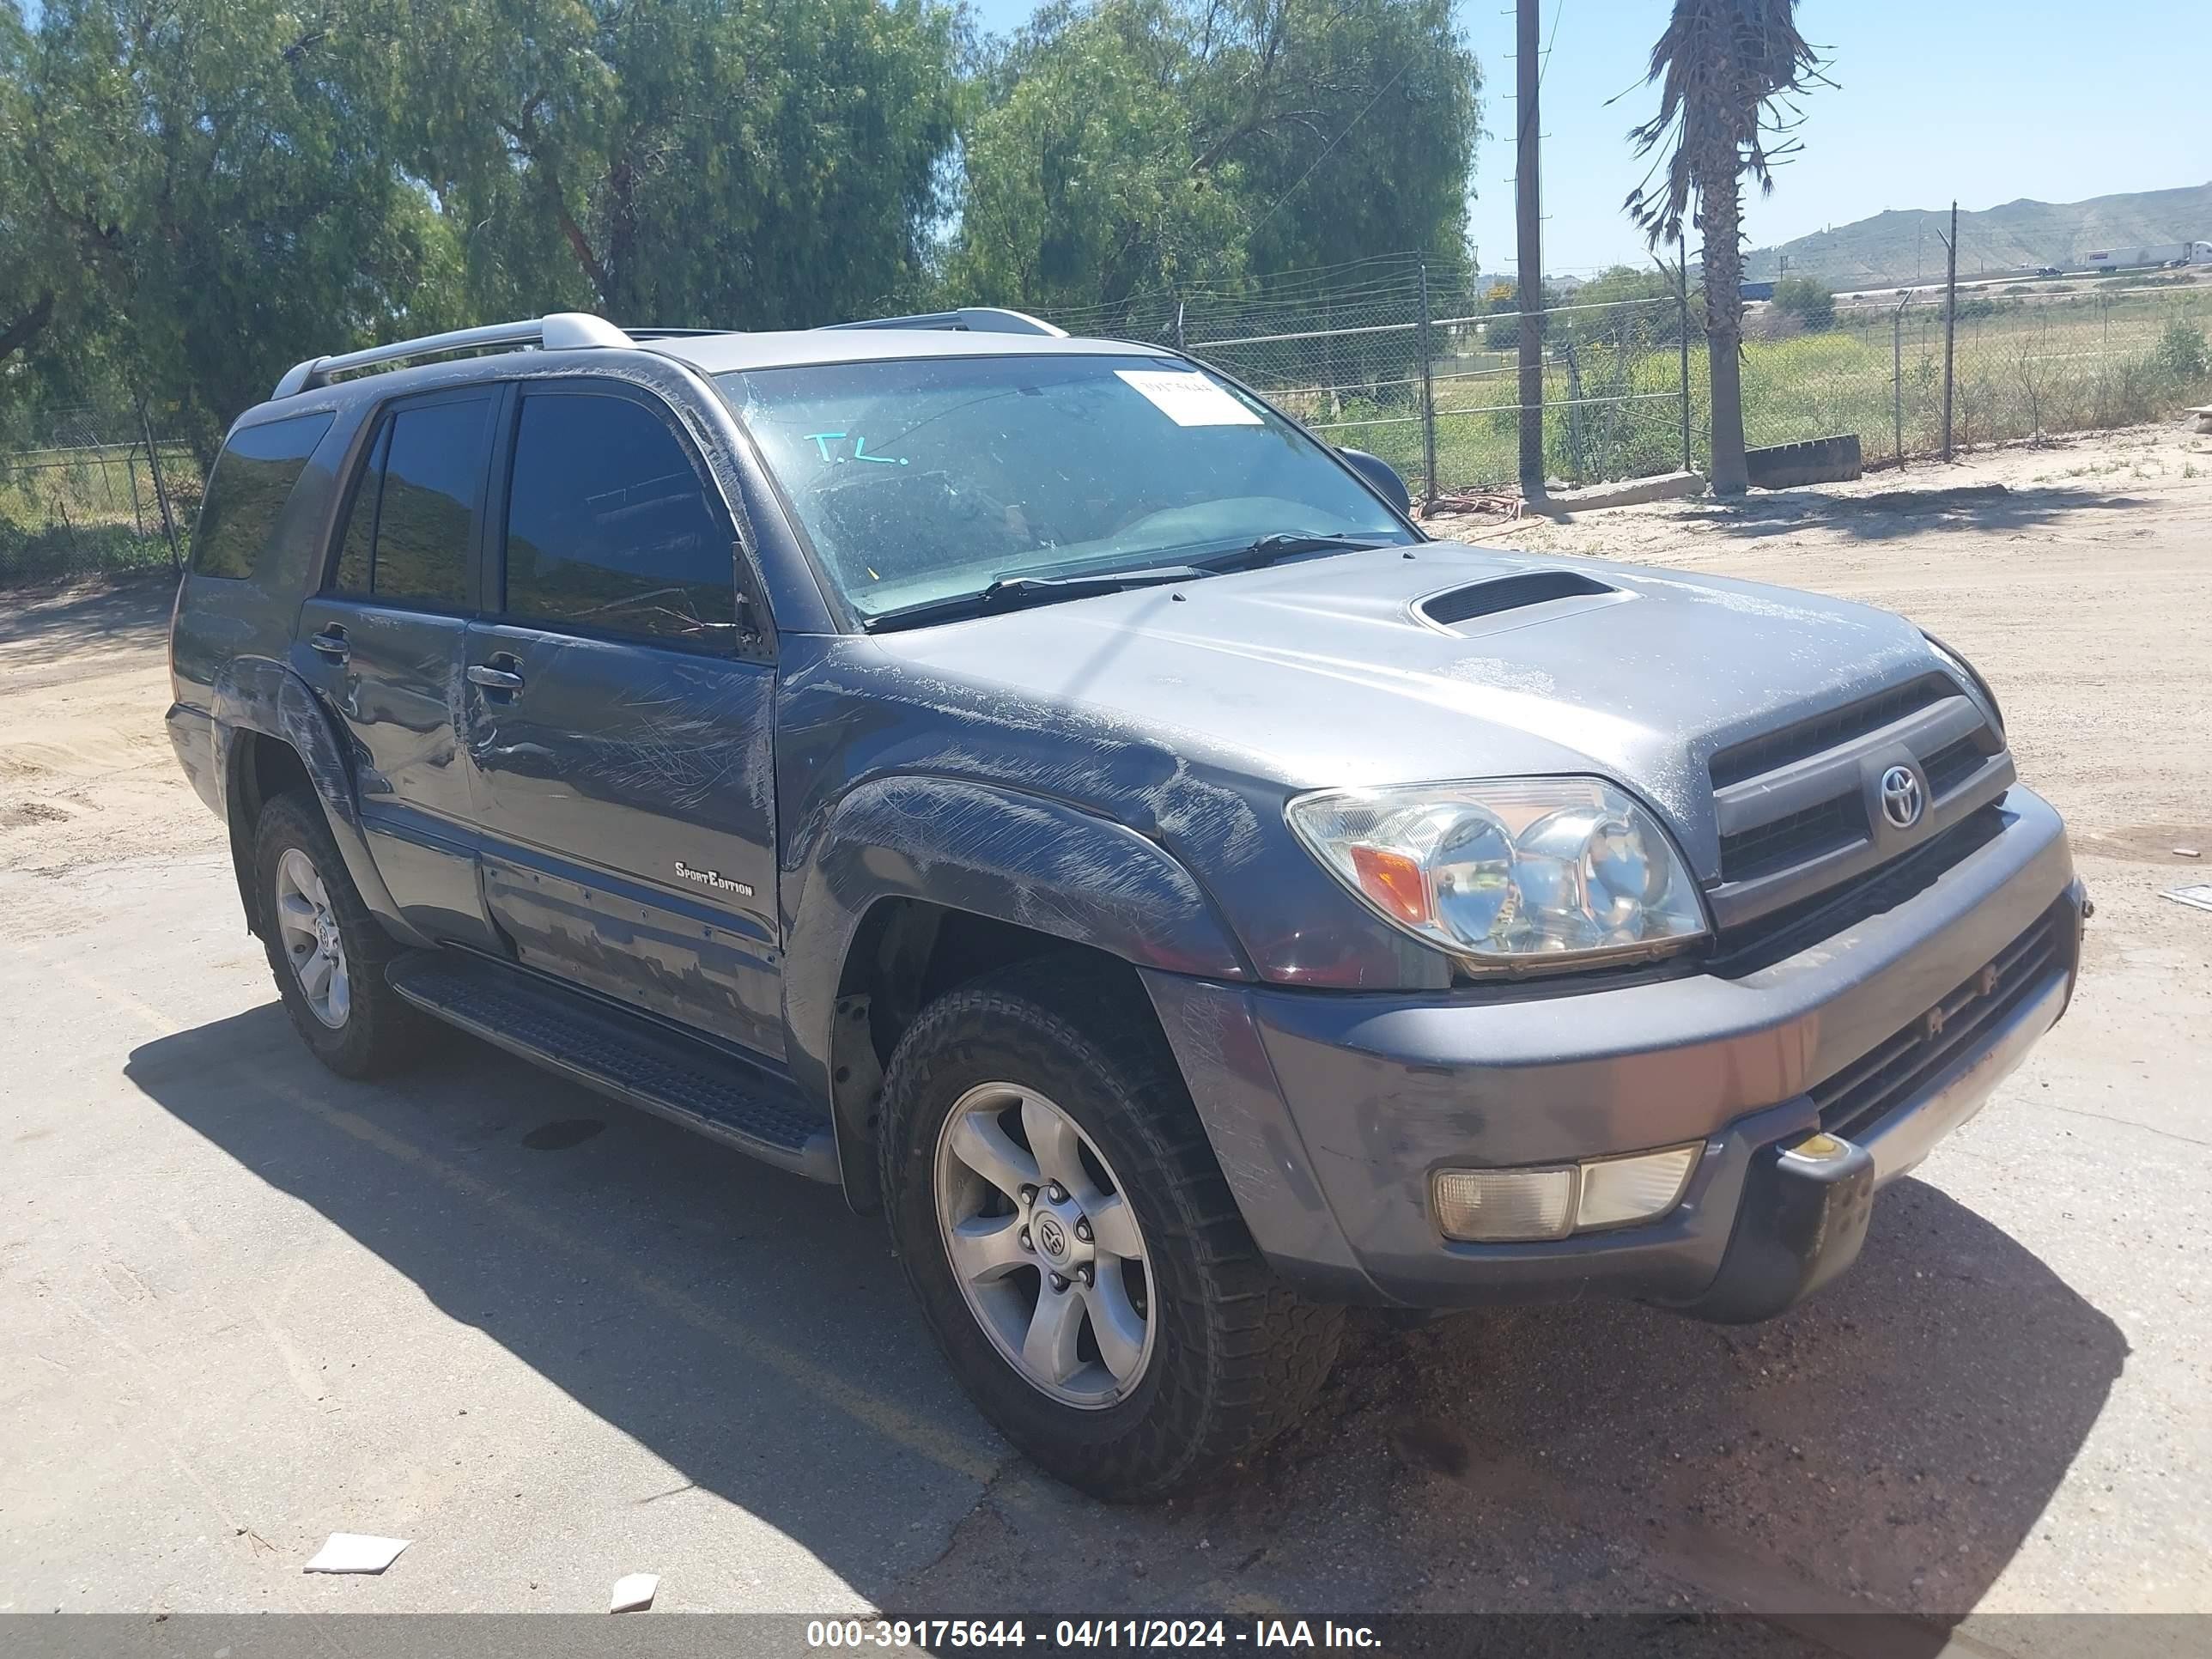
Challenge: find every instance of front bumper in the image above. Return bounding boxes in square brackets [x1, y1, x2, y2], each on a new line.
[1142, 787, 2082, 1322]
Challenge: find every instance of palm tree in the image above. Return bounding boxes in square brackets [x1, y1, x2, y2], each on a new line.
[1626, 1, 1823, 495]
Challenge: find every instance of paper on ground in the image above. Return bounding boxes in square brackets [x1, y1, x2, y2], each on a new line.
[2161, 884, 2212, 914]
[1114, 369, 1262, 427]
[304, 1534, 410, 1574]
[610, 1572, 659, 1613]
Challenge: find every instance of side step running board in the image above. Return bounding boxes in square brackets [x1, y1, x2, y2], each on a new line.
[386, 951, 839, 1183]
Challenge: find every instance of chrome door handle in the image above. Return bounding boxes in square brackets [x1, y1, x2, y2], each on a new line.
[308, 629, 349, 659]
[466, 664, 525, 692]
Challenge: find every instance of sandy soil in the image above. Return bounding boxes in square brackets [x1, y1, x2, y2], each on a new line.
[0, 585, 221, 949]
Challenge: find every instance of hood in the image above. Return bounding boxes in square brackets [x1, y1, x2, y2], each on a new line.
[857, 542, 1948, 882]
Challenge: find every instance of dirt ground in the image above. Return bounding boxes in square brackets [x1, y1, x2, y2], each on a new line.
[2, 419, 2209, 1636]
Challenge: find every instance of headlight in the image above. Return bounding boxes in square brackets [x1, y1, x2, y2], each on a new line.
[1286, 777, 1707, 971]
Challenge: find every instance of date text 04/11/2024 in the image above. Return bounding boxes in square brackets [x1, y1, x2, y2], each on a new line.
[804, 1620, 1383, 1650]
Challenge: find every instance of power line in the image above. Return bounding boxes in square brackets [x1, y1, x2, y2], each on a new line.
[1247, 58, 1417, 238]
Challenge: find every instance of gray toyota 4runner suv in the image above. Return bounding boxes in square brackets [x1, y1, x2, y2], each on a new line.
[168, 308, 2087, 1501]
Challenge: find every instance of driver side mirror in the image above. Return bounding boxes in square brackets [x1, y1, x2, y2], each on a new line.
[1337, 447, 1413, 517]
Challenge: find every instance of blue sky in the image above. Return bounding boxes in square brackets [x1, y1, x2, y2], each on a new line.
[961, 0, 2212, 274]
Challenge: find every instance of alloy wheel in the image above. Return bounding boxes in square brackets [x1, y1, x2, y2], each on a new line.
[933, 1081, 1156, 1409]
[274, 847, 351, 1030]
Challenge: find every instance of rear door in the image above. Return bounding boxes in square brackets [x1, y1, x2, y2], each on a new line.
[460, 380, 784, 1058]
[292, 387, 501, 947]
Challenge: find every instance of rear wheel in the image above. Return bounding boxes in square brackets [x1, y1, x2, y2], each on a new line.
[253, 792, 428, 1079]
[879, 957, 1342, 1501]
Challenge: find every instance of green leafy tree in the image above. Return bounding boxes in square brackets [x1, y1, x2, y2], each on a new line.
[1771, 273, 1834, 331]
[948, 0, 1251, 312]
[15, 0, 463, 458]
[1626, 0, 1825, 494]
[948, 0, 1480, 312]
[1212, 0, 1479, 276]
[1553, 264, 1700, 349]
[2, 0, 1481, 461]
[392, 0, 966, 330]
[2153, 317, 2209, 385]
[0, 5, 63, 379]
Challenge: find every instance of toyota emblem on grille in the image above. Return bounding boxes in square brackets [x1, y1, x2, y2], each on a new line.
[1879, 764, 1925, 830]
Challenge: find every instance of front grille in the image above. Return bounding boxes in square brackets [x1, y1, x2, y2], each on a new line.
[1710, 674, 1954, 790]
[1923, 735, 1987, 798]
[1702, 670, 2012, 933]
[1709, 805, 2005, 976]
[1813, 902, 2073, 1144]
[1718, 794, 1865, 882]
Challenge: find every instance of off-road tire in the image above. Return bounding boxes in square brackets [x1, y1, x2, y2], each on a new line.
[253, 791, 430, 1079]
[878, 956, 1343, 1501]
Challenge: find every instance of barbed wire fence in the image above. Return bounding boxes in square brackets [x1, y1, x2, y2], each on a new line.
[0, 406, 203, 586]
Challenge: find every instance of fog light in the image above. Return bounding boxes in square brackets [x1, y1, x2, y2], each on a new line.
[1433, 1166, 1577, 1242]
[1781, 1132, 1852, 1166]
[1574, 1144, 1699, 1231]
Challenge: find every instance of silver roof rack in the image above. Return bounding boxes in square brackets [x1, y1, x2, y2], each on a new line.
[270, 313, 636, 399]
[817, 307, 1066, 338]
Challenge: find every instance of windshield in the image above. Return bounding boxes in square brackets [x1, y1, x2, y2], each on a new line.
[719, 353, 1412, 620]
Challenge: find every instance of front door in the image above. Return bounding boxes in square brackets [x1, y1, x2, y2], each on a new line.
[293, 388, 500, 947]
[460, 381, 784, 1058]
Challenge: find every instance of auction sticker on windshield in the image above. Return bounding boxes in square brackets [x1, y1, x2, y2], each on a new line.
[1114, 369, 1264, 426]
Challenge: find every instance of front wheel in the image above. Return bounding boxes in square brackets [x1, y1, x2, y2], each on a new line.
[878, 958, 1342, 1501]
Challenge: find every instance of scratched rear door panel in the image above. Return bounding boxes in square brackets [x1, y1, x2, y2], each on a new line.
[461, 380, 784, 1060]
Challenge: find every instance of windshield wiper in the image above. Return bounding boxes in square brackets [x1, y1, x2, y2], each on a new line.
[861, 565, 1207, 634]
[1194, 532, 1387, 573]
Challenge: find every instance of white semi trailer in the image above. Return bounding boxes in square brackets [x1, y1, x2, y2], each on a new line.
[2078, 240, 2212, 272]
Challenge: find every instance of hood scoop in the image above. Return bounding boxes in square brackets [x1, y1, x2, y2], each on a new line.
[1416, 568, 1624, 635]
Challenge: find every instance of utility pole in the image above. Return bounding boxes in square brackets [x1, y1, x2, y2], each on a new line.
[1940, 200, 1959, 461]
[1514, 0, 1546, 502]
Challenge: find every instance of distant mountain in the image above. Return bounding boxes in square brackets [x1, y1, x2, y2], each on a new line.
[1742, 182, 2212, 288]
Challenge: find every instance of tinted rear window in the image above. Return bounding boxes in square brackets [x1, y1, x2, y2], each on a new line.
[191, 414, 334, 579]
[325, 396, 491, 611]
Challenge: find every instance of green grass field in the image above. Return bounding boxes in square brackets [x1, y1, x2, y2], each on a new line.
[0, 444, 198, 582]
[1235, 287, 2212, 495]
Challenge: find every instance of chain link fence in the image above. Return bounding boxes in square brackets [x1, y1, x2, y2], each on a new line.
[1741, 283, 2212, 461]
[0, 408, 203, 586]
[1041, 255, 1698, 500]
[7, 275, 2206, 588]
[1042, 257, 2212, 499]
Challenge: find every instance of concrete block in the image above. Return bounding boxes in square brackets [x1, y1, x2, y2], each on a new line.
[1747, 434, 1863, 489]
[1522, 470, 1707, 516]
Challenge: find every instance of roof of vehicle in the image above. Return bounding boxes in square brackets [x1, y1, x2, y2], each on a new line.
[650, 328, 1176, 378]
[264, 309, 1179, 404]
